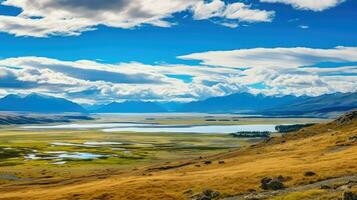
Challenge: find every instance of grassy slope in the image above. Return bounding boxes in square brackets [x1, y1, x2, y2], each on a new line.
[0, 117, 356, 200]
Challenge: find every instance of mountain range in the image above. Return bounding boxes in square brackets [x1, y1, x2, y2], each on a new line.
[0, 92, 356, 116]
[0, 94, 86, 113]
[176, 93, 309, 113]
[95, 101, 167, 113]
[263, 92, 357, 116]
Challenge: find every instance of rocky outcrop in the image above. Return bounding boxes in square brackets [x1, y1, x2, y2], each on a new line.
[343, 191, 357, 200]
[261, 177, 285, 190]
[335, 110, 357, 126]
[191, 189, 220, 200]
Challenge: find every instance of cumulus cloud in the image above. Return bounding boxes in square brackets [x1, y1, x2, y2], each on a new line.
[0, 67, 37, 88]
[0, 0, 273, 37]
[192, 0, 274, 27]
[179, 46, 357, 97]
[260, 0, 345, 11]
[0, 57, 175, 84]
[0, 56, 246, 102]
[0, 46, 356, 103]
[0, 64, 93, 90]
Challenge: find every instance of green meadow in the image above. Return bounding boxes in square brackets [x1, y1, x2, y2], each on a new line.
[0, 115, 328, 184]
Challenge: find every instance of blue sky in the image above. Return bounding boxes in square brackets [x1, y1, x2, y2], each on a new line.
[0, 0, 356, 104]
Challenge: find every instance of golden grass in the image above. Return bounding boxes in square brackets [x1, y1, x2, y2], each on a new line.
[271, 189, 326, 200]
[0, 119, 356, 200]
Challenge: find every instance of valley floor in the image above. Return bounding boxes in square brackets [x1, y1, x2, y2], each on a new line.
[0, 115, 356, 200]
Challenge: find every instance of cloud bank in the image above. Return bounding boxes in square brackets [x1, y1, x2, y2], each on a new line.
[178, 46, 357, 68]
[0, 0, 274, 37]
[0, 46, 356, 103]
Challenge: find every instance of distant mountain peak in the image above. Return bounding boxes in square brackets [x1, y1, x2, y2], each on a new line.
[25, 93, 57, 99]
[26, 93, 44, 97]
[0, 93, 86, 113]
[95, 100, 167, 113]
[178, 92, 308, 113]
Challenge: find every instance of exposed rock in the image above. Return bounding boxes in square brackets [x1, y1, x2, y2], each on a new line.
[261, 177, 285, 190]
[335, 110, 357, 126]
[204, 161, 212, 164]
[261, 177, 272, 190]
[304, 171, 317, 177]
[268, 180, 285, 190]
[191, 189, 220, 200]
[218, 161, 225, 164]
[343, 191, 357, 200]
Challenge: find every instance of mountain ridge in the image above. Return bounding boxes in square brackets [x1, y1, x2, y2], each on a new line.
[94, 101, 167, 113]
[176, 92, 308, 113]
[262, 92, 357, 116]
[0, 92, 356, 116]
[0, 93, 86, 113]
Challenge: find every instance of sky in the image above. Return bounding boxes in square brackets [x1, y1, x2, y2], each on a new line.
[0, 0, 356, 104]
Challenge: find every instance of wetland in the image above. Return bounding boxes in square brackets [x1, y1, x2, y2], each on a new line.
[0, 113, 327, 185]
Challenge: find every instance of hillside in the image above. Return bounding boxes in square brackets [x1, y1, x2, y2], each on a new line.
[0, 94, 86, 113]
[0, 113, 93, 125]
[264, 92, 357, 116]
[1, 111, 356, 200]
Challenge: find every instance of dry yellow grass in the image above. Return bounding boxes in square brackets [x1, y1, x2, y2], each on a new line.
[0, 117, 356, 200]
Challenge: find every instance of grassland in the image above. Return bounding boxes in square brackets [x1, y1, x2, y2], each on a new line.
[0, 115, 353, 200]
[0, 128, 251, 184]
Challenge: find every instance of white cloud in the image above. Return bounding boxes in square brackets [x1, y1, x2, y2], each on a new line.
[260, 0, 345, 11]
[301, 66, 357, 75]
[222, 2, 274, 22]
[0, 46, 356, 103]
[179, 46, 357, 97]
[0, 0, 273, 37]
[218, 22, 239, 28]
[0, 65, 88, 88]
[0, 57, 174, 84]
[0, 57, 246, 102]
[269, 74, 327, 88]
[192, 0, 226, 20]
[192, 0, 274, 27]
[178, 46, 357, 68]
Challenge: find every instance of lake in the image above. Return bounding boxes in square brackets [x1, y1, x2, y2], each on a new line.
[23, 123, 278, 134]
